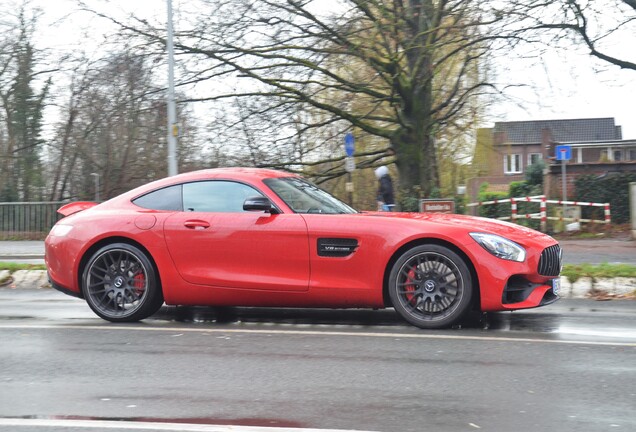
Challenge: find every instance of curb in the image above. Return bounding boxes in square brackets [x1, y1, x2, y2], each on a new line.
[560, 277, 636, 298]
[0, 254, 44, 261]
[1, 270, 50, 290]
[1, 270, 635, 299]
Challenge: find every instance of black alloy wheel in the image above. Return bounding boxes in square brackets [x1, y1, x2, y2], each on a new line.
[389, 244, 473, 329]
[82, 243, 163, 322]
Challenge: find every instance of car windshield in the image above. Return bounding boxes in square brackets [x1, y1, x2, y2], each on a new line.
[264, 177, 357, 214]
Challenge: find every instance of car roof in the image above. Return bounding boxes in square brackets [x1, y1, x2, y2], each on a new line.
[172, 167, 296, 182]
[111, 167, 299, 204]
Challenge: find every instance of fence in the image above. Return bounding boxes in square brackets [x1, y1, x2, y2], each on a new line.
[467, 195, 611, 232]
[0, 202, 65, 240]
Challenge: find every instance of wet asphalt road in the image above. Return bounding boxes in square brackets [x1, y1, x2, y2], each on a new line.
[0, 289, 634, 432]
[2, 237, 636, 264]
[557, 236, 636, 264]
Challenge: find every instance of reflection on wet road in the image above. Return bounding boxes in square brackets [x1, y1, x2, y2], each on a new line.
[1, 289, 635, 345]
[153, 304, 636, 344]
[0, 289, 635, 432]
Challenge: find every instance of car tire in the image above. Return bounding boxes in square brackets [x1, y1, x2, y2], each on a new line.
[388, 244, 473, 329]
[82, 243, 163, 322]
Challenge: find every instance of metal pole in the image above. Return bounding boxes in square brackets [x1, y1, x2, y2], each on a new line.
[348, 172, 353, 206]
[561, 158, 567, 219]
[166, 0, 178, 176]
[90, 173, 100, 202]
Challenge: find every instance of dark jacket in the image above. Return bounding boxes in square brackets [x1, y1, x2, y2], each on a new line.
[377, 175, 394, 205]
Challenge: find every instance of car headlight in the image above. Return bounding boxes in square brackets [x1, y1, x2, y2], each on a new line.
[50, 224, 73, 237]
[469, 233, 526, 262]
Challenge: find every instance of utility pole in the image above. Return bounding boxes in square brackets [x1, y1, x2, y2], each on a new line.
[90, 173, 100, 201]
[166, 0, 178, 176]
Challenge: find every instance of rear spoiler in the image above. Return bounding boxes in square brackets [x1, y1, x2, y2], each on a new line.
[57, 201, 99, 217]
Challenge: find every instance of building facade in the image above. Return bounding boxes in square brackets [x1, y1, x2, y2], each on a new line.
[469, 118, 636, 202]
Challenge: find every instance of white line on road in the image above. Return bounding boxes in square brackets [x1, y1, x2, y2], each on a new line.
[0, 418, 377, 432]
[0, 323, 634, 347]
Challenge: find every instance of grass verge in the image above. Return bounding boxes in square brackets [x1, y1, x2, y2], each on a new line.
[561, 263, 636, 283]
[0, 262, 47, 272]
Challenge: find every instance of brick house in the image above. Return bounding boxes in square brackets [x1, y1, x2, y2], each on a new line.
[469, 118, 636, 202]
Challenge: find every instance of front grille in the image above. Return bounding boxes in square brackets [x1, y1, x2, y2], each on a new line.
[538, 244, 562, 276]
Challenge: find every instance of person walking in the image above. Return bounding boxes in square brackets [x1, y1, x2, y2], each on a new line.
[375, 166, 395, 211]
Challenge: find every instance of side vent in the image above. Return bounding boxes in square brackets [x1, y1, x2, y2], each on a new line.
[317, 238, 359, 257]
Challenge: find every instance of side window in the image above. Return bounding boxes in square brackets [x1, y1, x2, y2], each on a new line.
[182, 181, 263, 212]
[132, 185, 182, 211]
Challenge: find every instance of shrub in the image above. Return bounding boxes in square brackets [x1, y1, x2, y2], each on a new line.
[477, 183, 510, 219]
[525, 160, 546, 186]
[575, 173, 636, 224]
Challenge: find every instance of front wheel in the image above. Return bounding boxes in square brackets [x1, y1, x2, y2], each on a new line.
[388, 244, 473, 329]
[82, 243, 163, 322]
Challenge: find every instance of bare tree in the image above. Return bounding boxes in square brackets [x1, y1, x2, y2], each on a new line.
[511, 0, 636, 71]
[89, 0, 518, 197]
[0, 3, 52, 201]
[46, 49, 206, 201]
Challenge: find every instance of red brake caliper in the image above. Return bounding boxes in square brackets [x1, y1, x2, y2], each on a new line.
[133, 272, 146, 295]
[405, 267, 417, 304]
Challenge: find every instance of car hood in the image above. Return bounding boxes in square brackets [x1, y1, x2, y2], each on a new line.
[365, 211, 555, 244]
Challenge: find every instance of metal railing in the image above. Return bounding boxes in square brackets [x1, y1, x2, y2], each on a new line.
[0, 202, 65, 240]
[467, 195, 611, 232]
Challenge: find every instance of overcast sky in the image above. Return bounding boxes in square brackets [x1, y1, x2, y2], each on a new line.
[18, 0, 636, 139]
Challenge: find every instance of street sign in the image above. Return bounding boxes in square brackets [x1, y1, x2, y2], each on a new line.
[420, 199, 455, 214]
[555, 145, 571, 216]
[345, 156, 356, 172]
[344, 133, 355, 157]
[556, 145, 572, 161]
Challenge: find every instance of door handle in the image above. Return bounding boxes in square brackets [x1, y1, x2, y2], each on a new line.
[184, 220, 210, 229]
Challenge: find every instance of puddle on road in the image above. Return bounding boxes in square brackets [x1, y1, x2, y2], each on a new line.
[4, 300, 633, 342]
[154, 305, 563, 333]
[3, 414, 306, 428]
[554, 325, 636, 339]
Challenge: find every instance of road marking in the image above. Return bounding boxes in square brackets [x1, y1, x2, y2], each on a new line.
[0, 418, 376, 431]
[0, 323, 635, 346]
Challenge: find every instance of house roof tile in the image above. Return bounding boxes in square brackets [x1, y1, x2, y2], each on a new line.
[493, 118, 622, 144]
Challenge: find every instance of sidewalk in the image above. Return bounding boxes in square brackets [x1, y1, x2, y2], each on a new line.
[0, 241, 45, 261]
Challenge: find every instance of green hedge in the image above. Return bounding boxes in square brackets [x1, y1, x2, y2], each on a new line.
[574, 173, 636, 224]
[477, 190, 510, 219]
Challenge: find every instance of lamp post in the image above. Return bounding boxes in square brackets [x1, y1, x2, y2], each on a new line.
[90, 173, 100, 202]
[166, 0, 178, 176]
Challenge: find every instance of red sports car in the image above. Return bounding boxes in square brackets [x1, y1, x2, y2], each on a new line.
[45, 168, 562, 329]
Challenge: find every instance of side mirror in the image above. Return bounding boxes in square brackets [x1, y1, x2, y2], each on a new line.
[243, 196, 278, 213]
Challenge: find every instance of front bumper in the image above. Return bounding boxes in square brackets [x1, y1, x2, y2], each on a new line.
[470, 241, 562, 312]
[502, 275, 559, 307]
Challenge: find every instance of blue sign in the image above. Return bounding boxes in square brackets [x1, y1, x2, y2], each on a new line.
[344, 133, 355, 157]
[556, 145, 572, 161]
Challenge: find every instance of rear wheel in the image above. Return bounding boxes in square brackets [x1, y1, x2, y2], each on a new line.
[82, 243, 163, 322]
[389, 244, 473, 329]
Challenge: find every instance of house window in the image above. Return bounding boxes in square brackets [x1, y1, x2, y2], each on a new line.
[629, 149, 636, 161]
[528, 153, 542, 166]
[504, 154, 522, 174]
[613, 150, 623, 161]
